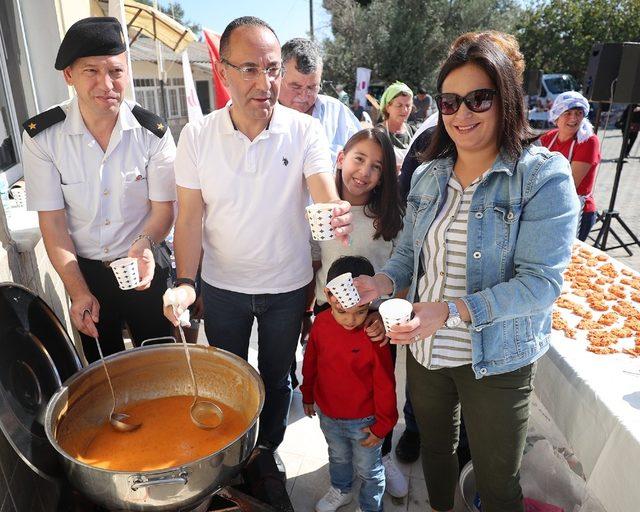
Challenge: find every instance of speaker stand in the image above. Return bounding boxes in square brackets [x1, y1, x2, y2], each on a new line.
[593, 103, 603, 135]
[592, 105, 640, 254]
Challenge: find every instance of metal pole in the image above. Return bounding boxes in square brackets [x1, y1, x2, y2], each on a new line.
[593, 103, 602, 135]
[309, 0, 314, 40]
[152, 1, 168, 120]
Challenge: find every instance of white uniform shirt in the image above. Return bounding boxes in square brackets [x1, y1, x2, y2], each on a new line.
[175, 102, 333, 294]
[22, 97, 176, 261]
[311, 94, 362, 165]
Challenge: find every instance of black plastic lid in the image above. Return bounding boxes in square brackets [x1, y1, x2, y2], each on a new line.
[0, 283, 82, 479]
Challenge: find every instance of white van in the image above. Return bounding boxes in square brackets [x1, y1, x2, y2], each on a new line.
[528, 73, 580, 129]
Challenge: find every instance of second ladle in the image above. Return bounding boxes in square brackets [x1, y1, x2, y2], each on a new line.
[174, 307, 224, 429]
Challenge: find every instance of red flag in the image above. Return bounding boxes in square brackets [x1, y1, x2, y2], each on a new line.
[203, 29, 231, 110]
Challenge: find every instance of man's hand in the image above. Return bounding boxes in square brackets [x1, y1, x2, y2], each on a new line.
[163, 285, 197, 326]
[330, 200, 353, 246]
[303, 402, 316, 417]
[387, 302, 449, 345]
[364, 312, 386, 344]
[128, 238, 155, 290]
[70, 294, 100, 337]
[360, 426, 383, 447]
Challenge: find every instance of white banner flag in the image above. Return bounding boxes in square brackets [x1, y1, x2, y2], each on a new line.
[355, 67, 371, 107]
[181, 50, 203, 122]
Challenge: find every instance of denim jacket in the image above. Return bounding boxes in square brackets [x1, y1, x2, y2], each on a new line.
[381, 145, 580, 378]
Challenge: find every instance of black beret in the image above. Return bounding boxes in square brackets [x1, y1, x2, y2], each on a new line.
[55, 17, 126, 70]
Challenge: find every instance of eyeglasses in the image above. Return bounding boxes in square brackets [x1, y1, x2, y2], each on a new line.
[435, 89, 497, 115]
[284, 82, 322, 96]
[221, 59, 284, 81]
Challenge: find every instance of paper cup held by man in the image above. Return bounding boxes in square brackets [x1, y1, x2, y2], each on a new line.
[110, 257, 140, 290]
[306, 203, 335, 241]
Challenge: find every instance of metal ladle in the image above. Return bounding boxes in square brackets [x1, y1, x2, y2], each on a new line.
[82, 310, 140, 432]
[174, 307, 224, 429]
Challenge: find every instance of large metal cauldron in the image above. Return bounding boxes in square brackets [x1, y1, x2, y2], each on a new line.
[44, 344, 265, 511]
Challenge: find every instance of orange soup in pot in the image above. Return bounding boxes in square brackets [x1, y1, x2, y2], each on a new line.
[58, 395, 247, 471]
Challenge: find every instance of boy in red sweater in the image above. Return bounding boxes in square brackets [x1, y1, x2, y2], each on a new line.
[301, 256, 398, 512]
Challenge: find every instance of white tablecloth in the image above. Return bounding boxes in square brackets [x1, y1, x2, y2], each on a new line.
[535, 244, 640, 512]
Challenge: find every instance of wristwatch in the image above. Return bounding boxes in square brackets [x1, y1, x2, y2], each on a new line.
[445, 301, 462, 328]
[174, 277, 196, 290]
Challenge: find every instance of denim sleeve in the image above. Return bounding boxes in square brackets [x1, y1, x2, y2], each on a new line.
[461, 153, 580, 329]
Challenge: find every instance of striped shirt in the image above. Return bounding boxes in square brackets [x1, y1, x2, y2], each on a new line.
[413, 172, 484, 369]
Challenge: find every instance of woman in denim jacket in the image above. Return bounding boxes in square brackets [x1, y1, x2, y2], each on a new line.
[355, 37, 579, 512]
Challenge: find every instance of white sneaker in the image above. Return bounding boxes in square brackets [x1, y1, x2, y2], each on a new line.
[315, 486, 353, 512]
[382, 454, 408, 498]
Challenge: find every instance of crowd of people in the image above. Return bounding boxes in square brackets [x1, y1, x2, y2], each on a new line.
[21, 13, 601, 512]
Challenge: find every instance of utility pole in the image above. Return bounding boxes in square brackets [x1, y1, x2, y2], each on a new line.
[309, 0, 314, 40]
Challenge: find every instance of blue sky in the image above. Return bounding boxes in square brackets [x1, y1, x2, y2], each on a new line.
[177, 0, 333, 43]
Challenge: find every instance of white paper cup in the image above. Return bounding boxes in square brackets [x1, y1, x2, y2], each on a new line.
[306, 203, 335, 241]
[326, 272, 361, 309]
[379, 298, 413, 333]
[11, 188, 26, 208]
[110, 257, 140, 290]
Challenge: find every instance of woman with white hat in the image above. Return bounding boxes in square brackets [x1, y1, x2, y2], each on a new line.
[540, 91, 601, 241]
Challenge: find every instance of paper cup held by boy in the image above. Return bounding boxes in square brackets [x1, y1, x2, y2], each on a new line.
[306, 203, 335, 241]
[326, 272, 361, 310]
[110, 257, 140, 290]
[379, 298, 413, 333]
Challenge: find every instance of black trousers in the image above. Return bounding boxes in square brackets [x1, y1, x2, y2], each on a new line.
[77, 256, 172, 363]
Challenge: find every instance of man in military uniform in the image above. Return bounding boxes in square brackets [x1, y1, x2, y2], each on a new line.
[22, 17, 176, 363]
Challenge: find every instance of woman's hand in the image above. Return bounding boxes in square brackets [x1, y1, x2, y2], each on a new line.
[387, 302, 449, 344]
[303, 403, 316, 418]
[353, 274, 393, 305]
[364, 312, 387, 344]
[360, 427, 383, 447]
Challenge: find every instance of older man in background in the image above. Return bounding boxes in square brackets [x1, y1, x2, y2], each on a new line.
[279, 38, 361, 165]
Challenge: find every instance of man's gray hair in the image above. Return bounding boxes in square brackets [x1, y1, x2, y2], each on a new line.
[281, 38, 323, 74]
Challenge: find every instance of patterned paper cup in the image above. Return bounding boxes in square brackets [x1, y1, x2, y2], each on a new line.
[11, 187, 26, 208]
[110, 257, 140, 290]
[326, 272, 361, 309]
[379, 298, 413, 333]
[306, 203, 336, 241]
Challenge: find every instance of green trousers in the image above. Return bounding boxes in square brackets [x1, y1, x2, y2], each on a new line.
[406, 350, 536, 512]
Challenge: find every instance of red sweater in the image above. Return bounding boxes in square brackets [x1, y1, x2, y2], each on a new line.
[301, 310, 398, 439]
[539, 129, 601, 213]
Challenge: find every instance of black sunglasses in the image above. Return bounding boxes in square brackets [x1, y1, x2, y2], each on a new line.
[435, 89, 497, 115]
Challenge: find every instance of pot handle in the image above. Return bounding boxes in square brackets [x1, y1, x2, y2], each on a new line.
[130, 471, 188, 491]
[140, 336, 177, 346]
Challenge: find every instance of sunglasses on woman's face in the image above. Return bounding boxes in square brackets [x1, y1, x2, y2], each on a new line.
[435, 89, 497, 115]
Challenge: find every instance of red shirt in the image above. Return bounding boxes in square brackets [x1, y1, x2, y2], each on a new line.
[539, 129, 601, 213]
[301, 310, 398, 439]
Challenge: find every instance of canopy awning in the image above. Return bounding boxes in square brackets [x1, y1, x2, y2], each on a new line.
[99, 0, 196, 53]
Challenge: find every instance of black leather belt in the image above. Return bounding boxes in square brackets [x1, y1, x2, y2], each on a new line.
[76, 256, 118, 269]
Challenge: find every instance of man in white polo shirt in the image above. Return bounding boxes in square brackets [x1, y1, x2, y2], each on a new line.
[166, 16, 352, 451]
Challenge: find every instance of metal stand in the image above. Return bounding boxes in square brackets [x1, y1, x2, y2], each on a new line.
[593, 103, 602, 135]
[593, 104, 640, 254]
